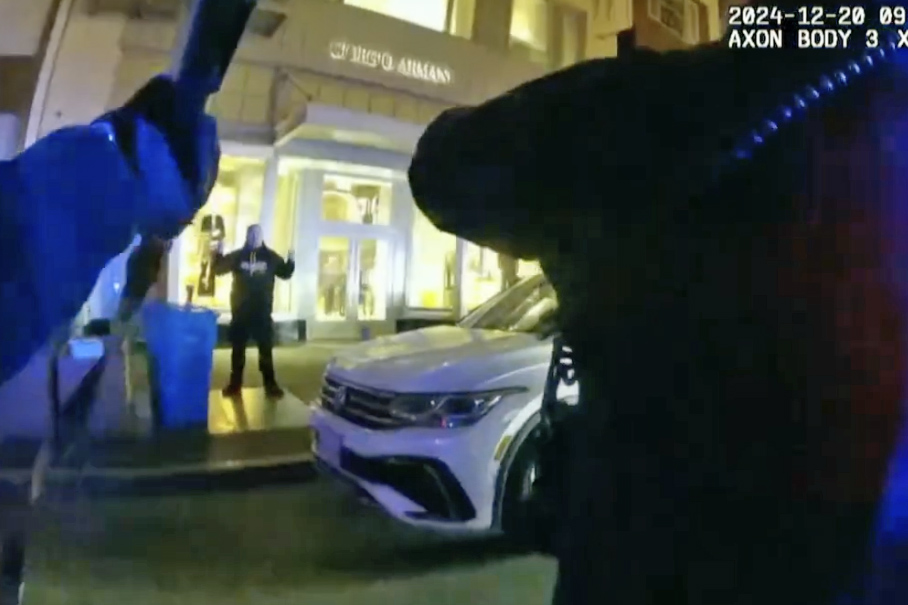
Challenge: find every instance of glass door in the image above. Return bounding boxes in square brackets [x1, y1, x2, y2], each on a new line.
[315, 236, 351, 324]
[311, 235, 394, 340]
[356, 238, 390, 322]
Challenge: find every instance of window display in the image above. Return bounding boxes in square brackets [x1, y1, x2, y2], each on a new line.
[344, 0, 448, 32]
[462, 243, 503, 312]
[358, 239, 390, 321]
[407, 208, 457, 309]
[321, 174, 392, 225]
[179, 156, 265, 310]
[518, 259, 543, 279]
[510, 0, 549, 65]
[273, 165, 301, 314]
[317, 236, 351, 321]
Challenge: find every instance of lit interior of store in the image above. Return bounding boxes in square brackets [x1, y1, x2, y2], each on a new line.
[178, 156, 266, 311]
[315, 236, 389, 322]
[178, 154, 541, 329]
[321, 174, 392, 225]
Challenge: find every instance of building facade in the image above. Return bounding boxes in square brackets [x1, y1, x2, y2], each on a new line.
[0, 0, 63, 158]
[22, 0, 722, 340]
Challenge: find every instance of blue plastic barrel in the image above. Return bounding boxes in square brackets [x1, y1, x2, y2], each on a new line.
[141, 301, 217, 428]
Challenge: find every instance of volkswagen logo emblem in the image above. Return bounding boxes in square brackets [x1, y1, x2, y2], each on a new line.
[333, 386, 348, 409]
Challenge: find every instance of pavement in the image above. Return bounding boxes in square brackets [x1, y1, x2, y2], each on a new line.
[23, 481, 556, 605]
[131, 342, 347, 404]
[12, 344, 908, 603]
[13, 342, 558, 604]
[0, 343, 346, 486]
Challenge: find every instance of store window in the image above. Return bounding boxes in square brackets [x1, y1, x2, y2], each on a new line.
[462, 243, 504, 312]
[408, 209, 457, 310]
[358, 239, 390, 320]
[273, 164, 301, 314]
[510, 0, 550, 65]
[179, 156, 265, 310]
[343, 0, 449, 32]
[321, 173, 392, 225]
[518, 259, 543, 279]
[316, 236, 351, 321]
[461, 244, 544, 313]
[553, 6, 586, 68]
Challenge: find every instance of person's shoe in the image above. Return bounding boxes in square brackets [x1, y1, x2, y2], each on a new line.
[222, 383, 242, 397]
[264, 382, 285, 398]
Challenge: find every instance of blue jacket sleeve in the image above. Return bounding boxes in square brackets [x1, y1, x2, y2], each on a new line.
[0, 123, 144, 385]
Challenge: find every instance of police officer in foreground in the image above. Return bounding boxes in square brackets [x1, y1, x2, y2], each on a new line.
[0, 74, 219, 387]
[212, 224, 295, 398]
[408, 5, 908, 604]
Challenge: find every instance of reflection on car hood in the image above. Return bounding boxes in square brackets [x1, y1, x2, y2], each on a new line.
[328, 325, 548, 393]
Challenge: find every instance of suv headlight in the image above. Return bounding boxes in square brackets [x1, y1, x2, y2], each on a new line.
[388, 387, 526, 428]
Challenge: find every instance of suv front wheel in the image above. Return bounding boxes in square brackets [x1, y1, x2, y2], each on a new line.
[499, 424, 558, 554]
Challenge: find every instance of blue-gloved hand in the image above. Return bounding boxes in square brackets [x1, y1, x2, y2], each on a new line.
[97, 74, 220, 239]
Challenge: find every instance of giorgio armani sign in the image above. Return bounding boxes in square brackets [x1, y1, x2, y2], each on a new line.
[328, 40, 454, 86]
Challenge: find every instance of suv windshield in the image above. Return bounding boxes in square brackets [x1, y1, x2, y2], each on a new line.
[458, 275, 557, 333]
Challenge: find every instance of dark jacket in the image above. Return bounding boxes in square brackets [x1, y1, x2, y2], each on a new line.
[212, 245, 294, 317]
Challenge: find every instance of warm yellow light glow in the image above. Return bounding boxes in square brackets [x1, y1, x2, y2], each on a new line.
[358, 239, 389, 321]
[322, 174, 392, 226]
[408, 209, 456, 310]
[462, 243, 503, 312]
[448, 0, 476, 38]
[510, 0, 548, 50]
[179, 156, 266, 311]
[344, 0, 448, 32]
[273, 166, 300, 314]
[316, 236, 351, 322]
[518, 260, 542, 278]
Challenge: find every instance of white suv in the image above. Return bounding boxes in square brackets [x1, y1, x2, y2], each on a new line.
[310, 275, 575, 538]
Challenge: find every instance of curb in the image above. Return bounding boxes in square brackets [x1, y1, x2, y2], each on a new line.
[22, 458, 319, 500]
[70, 458, 319, 498]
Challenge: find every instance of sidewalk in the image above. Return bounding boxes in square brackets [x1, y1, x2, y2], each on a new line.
[0, 343, 352, 495]
[131, 342, 348, 404]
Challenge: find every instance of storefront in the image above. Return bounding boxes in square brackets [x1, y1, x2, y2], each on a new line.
[171, 137, 541, 341]
[65, 0, 554, 340]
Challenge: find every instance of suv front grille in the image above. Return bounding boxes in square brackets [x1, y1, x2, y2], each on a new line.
[320, 377, 405, 429]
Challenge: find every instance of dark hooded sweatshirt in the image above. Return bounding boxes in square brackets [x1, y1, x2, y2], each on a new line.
[212, 245, 294, 318]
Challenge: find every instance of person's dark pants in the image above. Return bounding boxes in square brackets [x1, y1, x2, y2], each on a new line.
[228, 313, 276, 387]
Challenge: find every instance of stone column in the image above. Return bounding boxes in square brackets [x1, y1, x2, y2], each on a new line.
[257, 153, 279, 239]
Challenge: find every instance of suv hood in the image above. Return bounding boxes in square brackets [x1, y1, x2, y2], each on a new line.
[328, 325, 548, 393]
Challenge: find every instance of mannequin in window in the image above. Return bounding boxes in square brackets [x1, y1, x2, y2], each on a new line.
[197, 213, 225, 297]
[359, 260, 375, 319]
